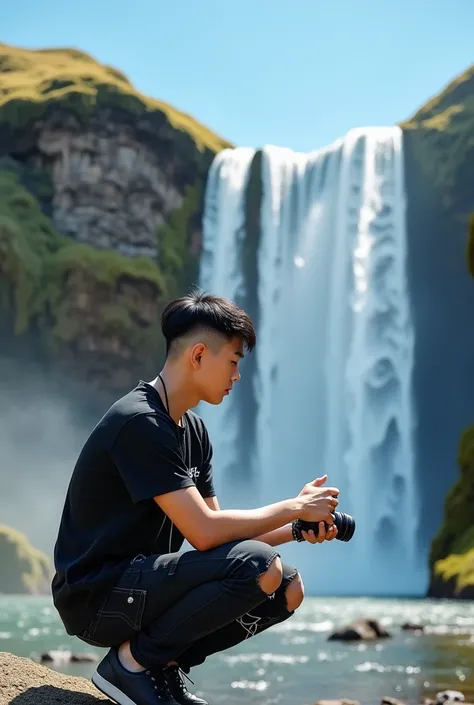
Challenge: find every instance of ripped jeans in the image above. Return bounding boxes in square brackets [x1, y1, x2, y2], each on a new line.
[78, 539, 298, 671]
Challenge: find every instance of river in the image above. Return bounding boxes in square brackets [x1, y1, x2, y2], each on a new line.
[1, 595, 473, 704]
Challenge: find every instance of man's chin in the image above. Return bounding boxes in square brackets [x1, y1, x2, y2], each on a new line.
[201, 389, 231, 405]
[213, 391, 230, 405]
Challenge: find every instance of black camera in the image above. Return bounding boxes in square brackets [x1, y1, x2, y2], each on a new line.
[298, 511, 356, 542]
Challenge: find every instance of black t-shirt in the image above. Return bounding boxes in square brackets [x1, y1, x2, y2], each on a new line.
[51, 381, 215, 635]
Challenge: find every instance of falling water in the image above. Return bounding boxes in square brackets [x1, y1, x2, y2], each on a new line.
[199, 146, 257, 502]
[199, 128, 426, 596]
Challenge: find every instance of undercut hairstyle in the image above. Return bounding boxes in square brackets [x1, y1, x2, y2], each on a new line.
[161, 290, 256, 357]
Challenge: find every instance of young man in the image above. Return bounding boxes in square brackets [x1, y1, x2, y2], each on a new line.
[52, 291, 340, 705]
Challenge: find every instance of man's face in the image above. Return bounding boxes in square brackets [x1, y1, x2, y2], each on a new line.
[195, 335, 244, 405]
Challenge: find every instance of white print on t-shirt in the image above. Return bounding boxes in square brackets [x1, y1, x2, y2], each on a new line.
[186, 466, 200, 481]
[174, 467, 200, 481]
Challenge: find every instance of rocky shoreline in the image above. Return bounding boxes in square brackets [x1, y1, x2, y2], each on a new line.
[1, 652, 471, 705]
[1, 612, 473, 705]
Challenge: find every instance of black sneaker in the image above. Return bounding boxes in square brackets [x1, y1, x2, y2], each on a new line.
[91, 648, 179, 705]
[163, 665, 209, 705]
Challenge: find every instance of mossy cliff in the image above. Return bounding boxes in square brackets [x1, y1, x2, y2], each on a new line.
[0, 164, 164, 391]
[404, 65, 474, 599]
[0, 524, 51, 594]
[425, 216, 474, 599]
[427, 424, 474, 599]
[401, 65, 474, 216]
[400, 65, 474, 565]
[0, 43, 230, 394]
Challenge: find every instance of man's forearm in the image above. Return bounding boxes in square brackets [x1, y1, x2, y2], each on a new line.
[255, 524, 294, 547]
[200, 498, 302, 550]
[205, 495, 295, 546]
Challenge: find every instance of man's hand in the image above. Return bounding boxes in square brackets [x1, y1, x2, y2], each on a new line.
[299, 476, 338, 542]
[297, 474, 340, 524]
[301, 522, 338, 544]
[298, 474, 331, 495]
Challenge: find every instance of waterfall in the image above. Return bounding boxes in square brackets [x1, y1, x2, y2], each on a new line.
[199, 146, 257, 503]
[199, 128, 426, 596]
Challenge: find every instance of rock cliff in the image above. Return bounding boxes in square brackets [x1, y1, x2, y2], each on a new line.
[0, 42, 229, 395]
[37, 113, 184, 259]
[425, 218, 474, 599]
[401, 67, 474, 560]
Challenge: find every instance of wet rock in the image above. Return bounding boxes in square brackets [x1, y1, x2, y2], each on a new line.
[327, 617, 392, 641]
[401, 621, 425, 633]
[70, 653, 99, 663]
[435, 691, 465, 704]
[421, 692, 471, 705]
[39, 650, 99, 664]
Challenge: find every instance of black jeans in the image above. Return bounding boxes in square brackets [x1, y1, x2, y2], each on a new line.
[78, 539, 298, 671]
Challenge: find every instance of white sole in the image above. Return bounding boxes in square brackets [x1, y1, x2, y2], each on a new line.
[91, 671, 138, 705]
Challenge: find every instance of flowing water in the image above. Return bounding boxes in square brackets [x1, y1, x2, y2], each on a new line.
[2, 595, 473, 705]
[199, 128, 426, 597]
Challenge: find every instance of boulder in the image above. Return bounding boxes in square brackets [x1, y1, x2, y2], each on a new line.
[401, 621, 425, 633]
[422, 692, 471, 705]
[39, 650, 99, 664]
[0, 651, 106, 705]
[327, 617, 392, 641]
[435, 692, 465, 705]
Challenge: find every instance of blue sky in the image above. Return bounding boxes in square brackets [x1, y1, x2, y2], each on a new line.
[2, 0, 473, 152]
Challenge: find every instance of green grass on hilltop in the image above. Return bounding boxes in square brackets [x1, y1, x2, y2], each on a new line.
[400, 65, 474, 208]
[0, 42, 231, 154]
[402, 65, 474, 129]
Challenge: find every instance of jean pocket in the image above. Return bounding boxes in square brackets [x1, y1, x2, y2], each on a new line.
[78, 587, 147, 648]
[98, 586, 147, 631]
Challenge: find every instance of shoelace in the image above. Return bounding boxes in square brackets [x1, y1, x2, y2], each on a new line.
[166, 665, 195, 692]
[145, 669, 173, 698]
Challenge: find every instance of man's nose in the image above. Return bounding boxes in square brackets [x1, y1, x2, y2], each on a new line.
[232, 368, 241, 382]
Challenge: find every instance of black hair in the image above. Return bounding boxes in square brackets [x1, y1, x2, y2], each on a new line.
[161, 290, 256, 356]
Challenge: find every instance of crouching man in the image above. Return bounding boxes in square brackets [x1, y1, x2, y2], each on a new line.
[52, 291, 340, 705]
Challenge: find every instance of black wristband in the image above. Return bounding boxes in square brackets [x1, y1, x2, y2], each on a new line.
[291, 519, 305, 542]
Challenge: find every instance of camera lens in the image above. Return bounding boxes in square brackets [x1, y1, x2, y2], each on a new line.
[333, 511, 356, 542]
[297, 511, 356, 542]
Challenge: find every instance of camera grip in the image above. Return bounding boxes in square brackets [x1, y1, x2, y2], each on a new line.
[297, 519, 329, 536]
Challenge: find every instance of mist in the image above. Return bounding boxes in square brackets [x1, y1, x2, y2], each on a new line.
[0, 356, 104, 557]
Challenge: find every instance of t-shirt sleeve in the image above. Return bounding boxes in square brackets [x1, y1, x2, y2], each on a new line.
[111, 414, 195, 504]
[196, 421, 216, 499]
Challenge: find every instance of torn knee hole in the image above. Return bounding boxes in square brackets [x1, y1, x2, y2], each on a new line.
[285, 572, 304, 611]
[258, 555, 283, 595]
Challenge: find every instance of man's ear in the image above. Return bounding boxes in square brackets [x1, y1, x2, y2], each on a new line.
[190, 342, 206, 369]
